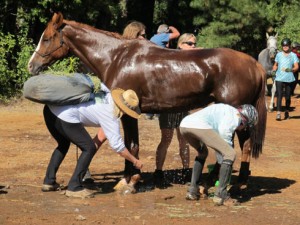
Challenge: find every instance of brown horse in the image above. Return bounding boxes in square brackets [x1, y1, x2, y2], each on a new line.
[28, 12, 267, 190]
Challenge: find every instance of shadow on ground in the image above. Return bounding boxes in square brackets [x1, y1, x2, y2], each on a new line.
[0, 185, 8, 194]
[89, 169, 295, 203]
[232, 175, 296, 203]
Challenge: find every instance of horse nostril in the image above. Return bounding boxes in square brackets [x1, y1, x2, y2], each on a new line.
[28, 63, 34, 73]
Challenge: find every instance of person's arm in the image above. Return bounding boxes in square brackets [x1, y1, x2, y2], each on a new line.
[292, 62, 299, 73]
[272, 62, 278, 76]
[168, 26, 180, 40]
[118, 148, 143, 169]
[93, 128, 107, 150]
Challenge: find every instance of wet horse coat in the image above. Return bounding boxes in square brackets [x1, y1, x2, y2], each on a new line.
[28, 13, 267, 187]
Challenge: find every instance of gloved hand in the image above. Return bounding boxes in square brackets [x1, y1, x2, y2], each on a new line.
[285, 68, 293, 72]
[271, 71, 276, 77]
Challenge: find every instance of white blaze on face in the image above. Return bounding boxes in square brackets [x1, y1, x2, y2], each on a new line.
[28, 31, 45, 64]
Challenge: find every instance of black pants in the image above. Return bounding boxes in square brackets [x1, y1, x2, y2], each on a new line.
[43, 105, 97, 191]
[276, 81, 293, 112]
[292, 72, 299, 94]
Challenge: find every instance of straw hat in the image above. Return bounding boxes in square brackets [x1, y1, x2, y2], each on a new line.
[111, 88, 141, 119]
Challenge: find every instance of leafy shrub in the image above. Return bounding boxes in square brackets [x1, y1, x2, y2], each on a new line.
[0, 30, 80, 103]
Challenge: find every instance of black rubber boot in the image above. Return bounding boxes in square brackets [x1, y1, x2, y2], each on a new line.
[237, 162, 251, 184]
[181, 168, 192, 184]
[153, 169, 170, 189]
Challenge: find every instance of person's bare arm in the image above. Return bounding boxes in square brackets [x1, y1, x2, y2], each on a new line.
[272, 62, 278, 72]
[93, 128, 107, 150]
[168, 26, 180, 40]
[118, 148, 143, 169]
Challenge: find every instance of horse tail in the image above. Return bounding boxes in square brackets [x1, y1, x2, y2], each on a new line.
[251, 62, 267, 158]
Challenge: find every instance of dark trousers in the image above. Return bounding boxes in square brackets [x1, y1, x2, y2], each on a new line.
[292, 72, 299, 94]
[43, 105, 97, 191]
[275, 81, 293, 112]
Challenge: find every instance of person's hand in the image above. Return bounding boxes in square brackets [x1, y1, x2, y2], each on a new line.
[271, 71, 276, 77]
[133, 159, 143, 169]
[284, 68, 293, 72]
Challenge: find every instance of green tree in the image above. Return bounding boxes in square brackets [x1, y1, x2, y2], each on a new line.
[265, 0, 300, 45]
[191, 0, 267, 56]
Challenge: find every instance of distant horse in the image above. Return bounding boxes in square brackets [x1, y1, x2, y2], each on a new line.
[258, 33, 278, 112]
[28, 13, 267, 190]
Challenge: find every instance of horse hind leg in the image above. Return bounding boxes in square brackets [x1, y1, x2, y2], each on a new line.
[268, 81, 276, 112]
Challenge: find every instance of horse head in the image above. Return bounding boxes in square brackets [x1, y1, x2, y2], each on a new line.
[28, 12, 70, 75]
[266, 32, 278, 60]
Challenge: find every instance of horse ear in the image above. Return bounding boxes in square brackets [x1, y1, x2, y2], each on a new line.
[52, 12, 64, 30]
[275, 32, 278, 38]
[266, 33, 269, 39]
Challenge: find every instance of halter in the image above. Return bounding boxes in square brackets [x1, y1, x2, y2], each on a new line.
[35, 29, 65, 58]
[267, 46, 278, 61]
[267, 36, 278, 57]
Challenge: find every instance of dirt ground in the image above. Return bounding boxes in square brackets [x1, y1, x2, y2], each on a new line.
[1, 87, 300, 225]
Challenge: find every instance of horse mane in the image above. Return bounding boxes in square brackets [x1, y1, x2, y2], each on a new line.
[62, 19, 123, 39]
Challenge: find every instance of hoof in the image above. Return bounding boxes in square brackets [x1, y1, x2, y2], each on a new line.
[199, 185, 208, 199]
[268, 108, 274, 113]
[129, 174, 141, 186]
[119, 184, 136, 195]
[113, 178, 128, 191]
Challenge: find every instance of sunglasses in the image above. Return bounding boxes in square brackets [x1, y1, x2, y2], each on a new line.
[183, 41, 196, 46]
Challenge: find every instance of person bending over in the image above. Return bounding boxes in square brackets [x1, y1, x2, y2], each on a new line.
[42, 84, 143, 198]
[180, 103, 258, 206]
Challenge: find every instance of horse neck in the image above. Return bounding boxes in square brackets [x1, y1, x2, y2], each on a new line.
[62, 24, 123, 84]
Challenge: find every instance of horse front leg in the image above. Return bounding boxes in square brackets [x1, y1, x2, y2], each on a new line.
[269, 81, 276, 112]
[238, 138, 251, 187]
[117, 115, 141, 193]
[236, 130, 251, 187]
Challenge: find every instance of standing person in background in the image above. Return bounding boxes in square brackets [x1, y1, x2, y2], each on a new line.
[154, 33, 197, 189]
[122, 21, 147, 40]
[180, 103, 258, 206]
[272, 38, 299, 121]
[150, 24, 180, 48]
[177, 33, 201, 50]
[291, 42, 300, 95]
[146, 24, 180, 120]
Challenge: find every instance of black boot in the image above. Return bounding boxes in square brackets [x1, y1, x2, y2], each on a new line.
[153, 169, 171, 189]
[180, 168, 192, 184]
[186, 156, 205, 200]
[237, 162, 251, 184]
[284, 111, 290, 120]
